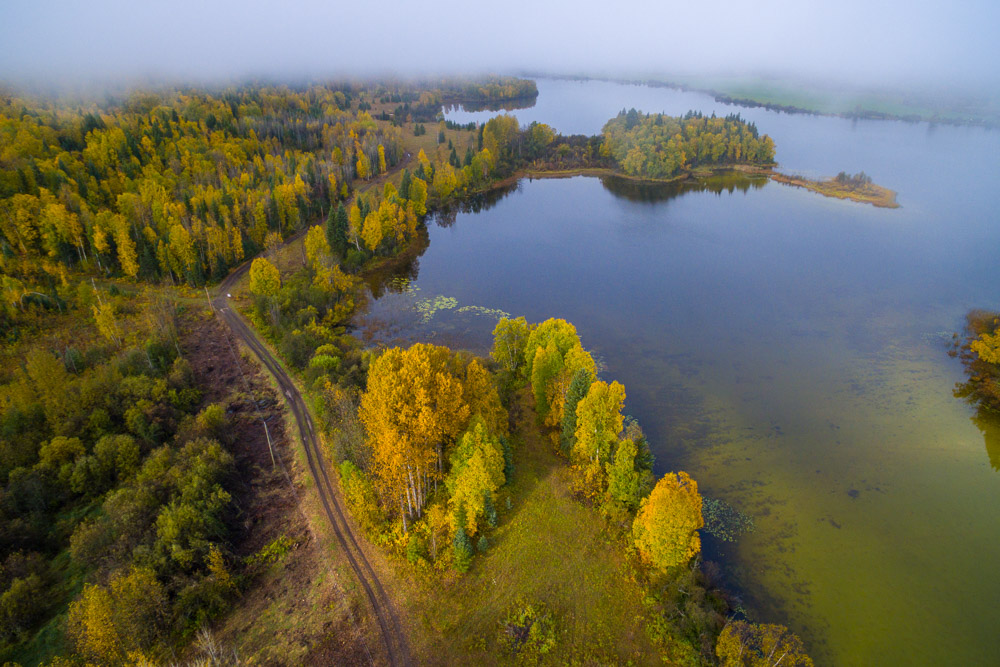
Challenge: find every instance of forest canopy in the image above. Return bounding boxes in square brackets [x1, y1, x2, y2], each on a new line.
[602, 109, 775, 179]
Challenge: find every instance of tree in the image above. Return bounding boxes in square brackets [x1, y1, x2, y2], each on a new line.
[0, 574, 46, 642]
[416, 148, 431, 173]
[605, 438, 652, 511]
[399, 169, 412, 199]
[356, 148, 370, 180]
[67, 584, 126, 664]
[716, 621, 813, 667]
[446, 418, 506, 536]
[432, 162, 459, 199]
[304, 225, 332, 270]
[491, 316, 529, 378]
[483, 114, 520, 166]
[248, 257, 280, 298]
[377, 144, 387, 174]
[573, 380, 625, 465]
[632, 471, 703, 571]
[327, 201, 349, 255]
[453, 519, 473, 573]
[408, 177, 428, 216]
[347, 203, 363, 251]
[971, 328, 1000, 364]
[107, 566, 166, 651]
[359, 344, 472, 528]
[92, 300, 122, 348]
[523, 318, 582, 381]
[560, 368, 593, 456]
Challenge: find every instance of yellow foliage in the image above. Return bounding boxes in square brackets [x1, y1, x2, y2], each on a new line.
[432, 161, 460, 199]
[971, 329, 1000, 364]
[716, 621, 814, 667]
[92, 300, 121, 347]
[447, 419, 505, 536]
[248, 257, 280, 298]
[304, 225, 332, 269]
[359, 344, 507, 524]
[66, 584, 126, 665]
[572, 380, 625, 465]
[632, 471, 703, 571]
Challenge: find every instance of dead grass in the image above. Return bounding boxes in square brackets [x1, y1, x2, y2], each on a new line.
[771, 172, 900, 208]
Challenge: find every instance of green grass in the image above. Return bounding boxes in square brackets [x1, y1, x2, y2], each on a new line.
[397, 394, 659, 665]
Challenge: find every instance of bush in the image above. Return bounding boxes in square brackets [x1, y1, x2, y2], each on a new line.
[0, 573, 47, 641]
[497, 600, 556, 657]
[339, 461, 385, 537]
[196, 403, 228, 441]
[406, 534, 425, 564]
[452, 524, 473, 573]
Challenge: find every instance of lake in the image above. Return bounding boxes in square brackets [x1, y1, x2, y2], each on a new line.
[361, 78, 1000, 665]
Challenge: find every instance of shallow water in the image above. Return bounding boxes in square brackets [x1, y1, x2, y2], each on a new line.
[359, 79, 1000, 665]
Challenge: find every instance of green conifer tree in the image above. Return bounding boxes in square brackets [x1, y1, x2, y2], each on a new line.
[561, 368, 594, 456]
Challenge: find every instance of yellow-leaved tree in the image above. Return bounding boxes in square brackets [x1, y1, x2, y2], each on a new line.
[971, 327, 1000, 364]
[632, 471, 703, 571]
[248, 257, 281, 326]
[446, 418, 506, 536]
[304, 225, 332, 270]
[248, 257, 280, 298]
[523, 319, 595, 429]
[359, 344, 505, 531]
[573, 380, 625, 465]
[408, 177, 428, 216]
[715, 621, 813, 667]
[67, 584, 125, 664]
[491, 316, 530, 379]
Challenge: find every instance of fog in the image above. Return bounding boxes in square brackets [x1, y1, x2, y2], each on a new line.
[1, 0, 998, 91]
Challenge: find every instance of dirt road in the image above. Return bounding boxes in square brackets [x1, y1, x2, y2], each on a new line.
[215, 280, 410, 666]
[211, 156, 416, 665]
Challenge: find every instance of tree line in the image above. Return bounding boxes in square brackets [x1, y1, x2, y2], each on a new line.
[0, 84, 404, 304]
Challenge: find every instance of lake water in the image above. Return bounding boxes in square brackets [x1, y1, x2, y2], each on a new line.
[361, 78, 1000, 665]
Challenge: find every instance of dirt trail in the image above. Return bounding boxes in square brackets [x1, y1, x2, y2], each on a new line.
[213, 157, 415, 666]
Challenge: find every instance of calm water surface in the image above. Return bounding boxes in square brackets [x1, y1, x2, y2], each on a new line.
[361, 79, 1000, 665]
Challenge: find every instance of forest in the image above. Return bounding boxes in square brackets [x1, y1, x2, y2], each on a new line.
[602, 109, 776, 179]
[0, 76, 810, 665]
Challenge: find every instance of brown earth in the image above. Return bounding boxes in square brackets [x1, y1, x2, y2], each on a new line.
[177, 307, 377, 665]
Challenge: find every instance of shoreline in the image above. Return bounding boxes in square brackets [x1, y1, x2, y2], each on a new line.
[455, 163, 897, 208]
[529, 73, 999, 130]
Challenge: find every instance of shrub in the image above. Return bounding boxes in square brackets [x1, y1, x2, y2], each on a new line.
[406, 534, 425, 564]
[497, 600, 556, 657]
[0, 574, 47, 641]
[452, 524, 473, 573]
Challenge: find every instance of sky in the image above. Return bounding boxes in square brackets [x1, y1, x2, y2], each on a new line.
[1, 0, 998, 90]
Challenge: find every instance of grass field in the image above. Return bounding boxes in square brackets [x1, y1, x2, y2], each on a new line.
[393, 392, 660, 665]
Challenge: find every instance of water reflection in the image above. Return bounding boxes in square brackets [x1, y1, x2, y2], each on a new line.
[972, 410, 1000, 471]
[360, 226, 429, 300]
[442, 96, 537, 114]
[600, 170, 768, 203]
[431, 181, 521, 227]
